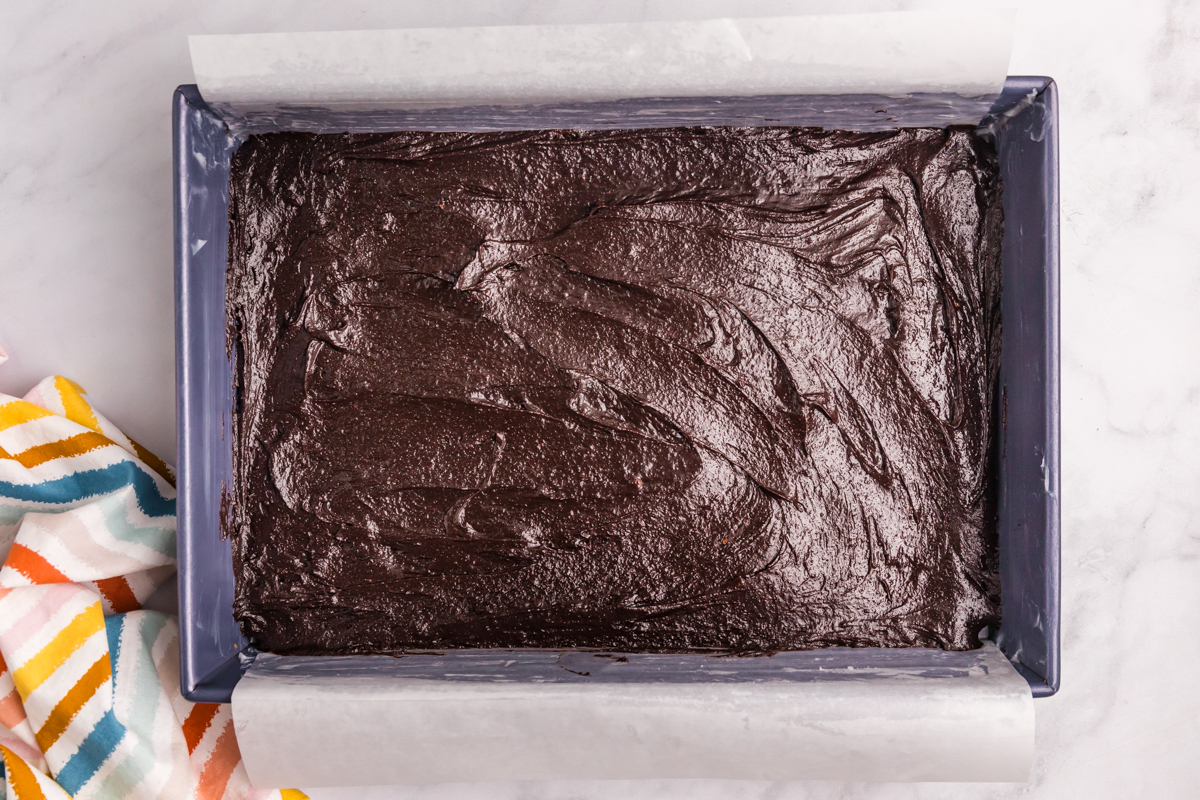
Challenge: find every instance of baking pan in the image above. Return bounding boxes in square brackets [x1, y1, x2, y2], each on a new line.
[174, 77, 1059, 702]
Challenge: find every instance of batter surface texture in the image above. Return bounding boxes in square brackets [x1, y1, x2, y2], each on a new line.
[226, 126, 1003, 655]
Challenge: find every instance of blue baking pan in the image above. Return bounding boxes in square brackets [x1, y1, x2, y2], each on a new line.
[174, 77, 1059, 702]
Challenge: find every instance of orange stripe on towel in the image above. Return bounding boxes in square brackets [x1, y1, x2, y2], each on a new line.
[12, 431, 114, 469]
[95, 576, 140, 614]
[0, 687, 27, 730]
[195, 719, 241, 800]
[4, 543, 69, 584]
[34, 654, 112, 753]
[130, 439, 176, 487]
[182, 702, 221, 755]
[1, 743, 51, 800]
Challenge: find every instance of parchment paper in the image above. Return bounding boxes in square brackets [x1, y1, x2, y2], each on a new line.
[233, 643, 1033, 786]
[190, 10, 1015, 133]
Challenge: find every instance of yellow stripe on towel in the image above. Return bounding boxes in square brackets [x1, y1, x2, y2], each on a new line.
[54, 377, 102, 434]
[12, 603, 105, 697]
[0, 401, 52, 433]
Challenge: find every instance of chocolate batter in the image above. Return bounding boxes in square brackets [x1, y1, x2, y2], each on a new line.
[226, 126, 1003, 655]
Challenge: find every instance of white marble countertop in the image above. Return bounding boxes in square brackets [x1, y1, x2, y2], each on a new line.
[2, 1, 1197, 796]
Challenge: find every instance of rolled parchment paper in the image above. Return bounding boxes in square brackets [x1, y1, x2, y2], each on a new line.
[190, 10, 1015, 133]
[233, 643, 1034, 786]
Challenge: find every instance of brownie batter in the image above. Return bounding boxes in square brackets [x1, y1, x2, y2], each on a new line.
[226, 126, 1003, 655]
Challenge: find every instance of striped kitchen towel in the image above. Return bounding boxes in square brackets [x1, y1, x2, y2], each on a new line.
[0, 371, 306, 800]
